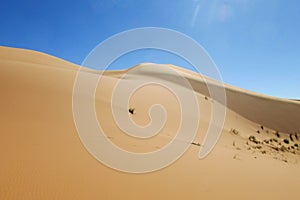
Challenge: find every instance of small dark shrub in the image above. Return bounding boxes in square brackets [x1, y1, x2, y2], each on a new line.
[283, 139, 289, 144]
[231, 128, 239, 135]
[295, 133, 299, 140]
[249, 136, 260, 144]
[264, 139, 269, 144]
[129, 108, 135, 114]
[280, 146, 287, 152]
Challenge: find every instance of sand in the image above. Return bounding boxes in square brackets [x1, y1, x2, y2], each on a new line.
[1, 46, 300, 199]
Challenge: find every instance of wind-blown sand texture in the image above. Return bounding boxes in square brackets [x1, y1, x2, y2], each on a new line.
[1, 46, 300, 199]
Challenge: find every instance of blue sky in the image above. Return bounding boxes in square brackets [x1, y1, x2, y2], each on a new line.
[1, 0, 300, 98]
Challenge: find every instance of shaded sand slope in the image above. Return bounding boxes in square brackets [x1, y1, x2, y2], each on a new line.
[1, 46, 300, 200]
[110, 64, 300, 133]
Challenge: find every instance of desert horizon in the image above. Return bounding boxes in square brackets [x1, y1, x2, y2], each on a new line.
[1, 46, 300, 199]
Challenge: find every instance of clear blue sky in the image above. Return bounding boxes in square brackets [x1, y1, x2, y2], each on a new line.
[1, 0, 300, 99]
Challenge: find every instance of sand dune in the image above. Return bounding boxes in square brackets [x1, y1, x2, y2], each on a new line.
[1, 46, 300, 200]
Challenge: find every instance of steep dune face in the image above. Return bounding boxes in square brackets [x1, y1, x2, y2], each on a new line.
[225, 86, 300, 134]
[1, 46, 300, 200]
[105, 63, 300, 133]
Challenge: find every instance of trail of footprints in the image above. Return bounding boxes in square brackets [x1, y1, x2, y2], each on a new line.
[230, 126, 300, 163]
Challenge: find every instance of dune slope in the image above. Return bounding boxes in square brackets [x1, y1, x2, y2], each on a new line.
[1, 46, 300, 200]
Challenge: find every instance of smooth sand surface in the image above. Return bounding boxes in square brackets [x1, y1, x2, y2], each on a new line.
[1, 46, 300, 199]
